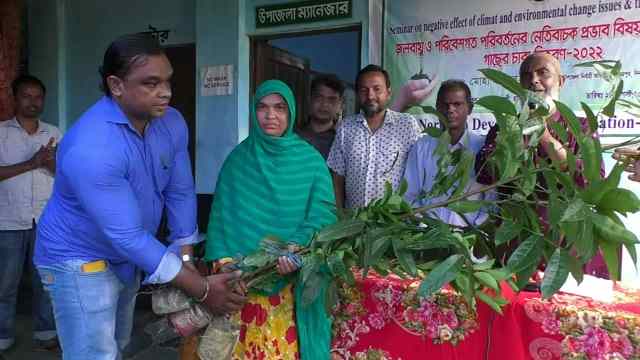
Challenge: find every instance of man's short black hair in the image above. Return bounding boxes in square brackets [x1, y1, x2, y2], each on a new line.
[12, 75, 46, 96]
[99, 33, 165, 96]
[311, 73, 345, 97]
[436, 79, 473, 109]
[356, 64, 391, 91]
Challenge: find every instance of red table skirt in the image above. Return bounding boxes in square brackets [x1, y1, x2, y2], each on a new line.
[330, 272, 640, 360]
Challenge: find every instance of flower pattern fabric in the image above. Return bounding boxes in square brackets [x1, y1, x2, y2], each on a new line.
[524, 287, 640, 360]
[231, 284, 299, 360]
[330, 271, 482, 360]
[329, 271, 640, 360]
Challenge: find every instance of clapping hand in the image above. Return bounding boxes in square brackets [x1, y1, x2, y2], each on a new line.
[30, 137, 56, 169]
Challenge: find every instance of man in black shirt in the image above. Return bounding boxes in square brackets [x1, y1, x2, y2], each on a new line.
[296, 74, 344, 159]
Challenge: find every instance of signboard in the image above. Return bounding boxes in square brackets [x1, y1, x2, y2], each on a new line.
[200, 65, 233, 96]
[256, 0, 352, 28]
[384, 0, 640, 137]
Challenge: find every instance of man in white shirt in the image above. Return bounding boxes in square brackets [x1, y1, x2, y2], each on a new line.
[327, 65, 432, 208]
[0, 75, 60, 352]
[403, 80, 493, 226]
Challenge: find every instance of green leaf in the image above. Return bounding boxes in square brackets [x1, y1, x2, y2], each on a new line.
[521, 166, 537, 196]
[593, 63, 615, 82]
[301, 272, 324, 306]
[567, 255, 584, 284]
[475, 95, 518, 115]
[554, 101, 582, 138]
[398, 179, 408, 197]
[382, 182, 393, 204]
[324, 280, 339, 313]
[472, 259, 495, 271]
[546, 195, 563, 228]
[602, 79, 624, 117]
[367, 233, 392, 265]
[418, 254, 462, 297]
[611, 61, 622, 77]
[617, 98, 640, 116]
[416, 260, 440, 272]
[484, 268, 511, 281]
[507, 235, 543, 273]
[582, 163, 624, 205]
[514, 262, 539, 290]
[592, 213, 639, 246]
[580, 102, 598, 134]
[447, 200, 490, 214]
[573, 60, 618, 69]
[474, 271, 499, 291]
[300, 253, 322, 284]
[570, 216, 596, 262]
[420, 105, 448, 126]
[327, 251, 352, 284]
[392, 237, 417, 277]
[314, 219, 365, 244]
[556, 172, 575, 192]
[560, 199, 588, 222]
[454, 273, 475, 306]
[241, 252, 274, 268]
[372, 262, 390, 276]
[578, 137, 602, 184]
[600, 240, 621, 281]
[597, 188, 640, 215]
[494, 219, 522, 246]
[425, 126, 444, 138]
[387, 194, 403, 208]
[541, 249, 570, 298]
[476, 290, 504, 314]
[478, 68, 526, 100]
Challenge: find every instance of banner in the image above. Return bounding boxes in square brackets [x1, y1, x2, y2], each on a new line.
[384, 0, 640, 137]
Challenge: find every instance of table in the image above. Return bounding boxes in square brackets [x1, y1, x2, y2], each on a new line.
[330, 272, 640, 360]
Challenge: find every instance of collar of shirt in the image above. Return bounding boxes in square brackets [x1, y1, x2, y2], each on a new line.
[454, 128, 486, 155]
[6, 117, 49, 135]
[101, 97, 150, 136]
[355, 109, 399, 129]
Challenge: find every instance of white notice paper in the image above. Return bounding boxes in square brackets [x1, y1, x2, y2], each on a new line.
[200, 65, 233, 96]
[559, 274, 614, 303]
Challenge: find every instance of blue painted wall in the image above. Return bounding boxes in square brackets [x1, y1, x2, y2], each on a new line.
[194, 0, 243, 194]
[64, 0, 196, 123]
[27, 0, 63, 127]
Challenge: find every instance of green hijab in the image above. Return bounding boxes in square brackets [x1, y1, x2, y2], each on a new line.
[205, 80, 336, 360]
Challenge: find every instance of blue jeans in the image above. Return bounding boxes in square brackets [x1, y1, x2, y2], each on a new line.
[37, 260, 139, 360]
[0, 228, 56, 350]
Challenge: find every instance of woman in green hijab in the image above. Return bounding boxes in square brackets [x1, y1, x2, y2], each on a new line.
[205, 80, 337, 360]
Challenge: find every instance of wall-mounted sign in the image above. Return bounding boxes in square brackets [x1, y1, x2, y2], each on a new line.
[141, 25, 171, 44]
[256, 0, 352, 28]
[200, 65, 233, 96]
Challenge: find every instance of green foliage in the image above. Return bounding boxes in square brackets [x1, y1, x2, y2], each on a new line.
[236, 60, 639, 318]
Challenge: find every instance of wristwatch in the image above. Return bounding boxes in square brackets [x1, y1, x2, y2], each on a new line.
[182, 254, 192, 262]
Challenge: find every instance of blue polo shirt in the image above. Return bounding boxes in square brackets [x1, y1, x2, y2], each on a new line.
[35, 96, 198, 284]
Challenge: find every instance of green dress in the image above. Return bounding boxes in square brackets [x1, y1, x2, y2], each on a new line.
[206, 80, 337, 360]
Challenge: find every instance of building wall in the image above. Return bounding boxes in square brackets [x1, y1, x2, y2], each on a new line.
[27, 0, 63, 127]
[195, 0, 372, 193]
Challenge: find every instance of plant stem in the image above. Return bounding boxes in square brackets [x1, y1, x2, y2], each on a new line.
[408, 170, 545, 217]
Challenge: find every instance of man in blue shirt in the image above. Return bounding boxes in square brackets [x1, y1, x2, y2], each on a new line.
[34, 34, 246, 359]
